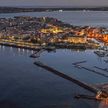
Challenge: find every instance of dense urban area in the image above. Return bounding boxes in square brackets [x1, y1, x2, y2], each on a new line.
[0, 16, 108, 50]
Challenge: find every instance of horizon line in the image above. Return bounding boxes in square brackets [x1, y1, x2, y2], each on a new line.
[0, 5, 108, 8]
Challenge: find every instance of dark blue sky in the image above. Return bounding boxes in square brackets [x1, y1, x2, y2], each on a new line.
[0, 0, 108, 6]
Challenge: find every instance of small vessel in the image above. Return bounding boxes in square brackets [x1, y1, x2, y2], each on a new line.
[59, 10, 63, 12]
[94, 50, 107, 57]
[104, 60, 108, 63]
[94, 46, 108, 57]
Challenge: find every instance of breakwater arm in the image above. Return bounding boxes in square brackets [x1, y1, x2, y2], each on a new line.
[34, 61, 98, 94]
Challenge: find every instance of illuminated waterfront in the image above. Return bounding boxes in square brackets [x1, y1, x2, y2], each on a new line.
[0, 11, 108, 108]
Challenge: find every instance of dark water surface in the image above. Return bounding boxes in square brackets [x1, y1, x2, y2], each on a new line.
[0, 46, 107, 108]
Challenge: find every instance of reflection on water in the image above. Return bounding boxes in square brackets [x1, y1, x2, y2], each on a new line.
[99, 99, 108, 108]
[0, 46, 107, 108]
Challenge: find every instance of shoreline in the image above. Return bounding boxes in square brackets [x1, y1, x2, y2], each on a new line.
[1, 7, 108, 14]
[0, 40, 98, 51]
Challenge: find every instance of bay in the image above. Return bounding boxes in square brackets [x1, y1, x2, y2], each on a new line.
[0, 11, 108, 108]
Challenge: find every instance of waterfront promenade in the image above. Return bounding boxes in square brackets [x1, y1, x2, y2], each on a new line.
[0, 39, 41, 50]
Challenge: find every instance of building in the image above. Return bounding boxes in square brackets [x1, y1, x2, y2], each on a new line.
[64, 35, 87, 44]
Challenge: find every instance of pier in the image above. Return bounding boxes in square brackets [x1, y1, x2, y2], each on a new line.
[29, 46, 56, 58]
[81, 66, 108, 78]
[94, 66, 108, 73]
[30, 49, 45, 58]
[0, 40, 56, 53]
[72, 60, 87, 65]
[34, 61, 108, 101]
[72, 64, 108, 78]
[74, 94, 100, 101]
[94, 50, 105, 57]
[34, 61, 98, 94]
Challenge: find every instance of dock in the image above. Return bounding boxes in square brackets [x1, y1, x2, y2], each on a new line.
[29, 46, 56, 58]
[74, 94, 100, 101]
[0, 41, 56, 52]
[72, 60, 87, 65]
[81, 66, 108, 78]
[73, 64, 108, 78]
[94, 66, 108, 73]
[34, 61, 108, 101]
[94, 50, 106, 57]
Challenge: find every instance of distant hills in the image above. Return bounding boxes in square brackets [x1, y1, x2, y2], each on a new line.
[0, 6, 108, 13]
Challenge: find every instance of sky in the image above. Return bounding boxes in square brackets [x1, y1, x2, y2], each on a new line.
[0, 0, 108, 7]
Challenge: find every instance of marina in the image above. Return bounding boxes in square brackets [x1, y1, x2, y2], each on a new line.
[94, 46, 108, 57]
[94, 66, 108, 73]
[34, 61, 108, 101]
[72, 63, 108, 78]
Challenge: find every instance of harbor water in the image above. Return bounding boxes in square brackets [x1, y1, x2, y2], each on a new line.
[0, 11, 108, 108]
[1, 11, 108, 27]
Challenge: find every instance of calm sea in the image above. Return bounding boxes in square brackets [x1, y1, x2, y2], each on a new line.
[1, 11, 108, 27]
[0, 11, 108, 108]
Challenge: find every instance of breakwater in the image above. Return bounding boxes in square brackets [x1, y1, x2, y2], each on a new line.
[34, 61, 98, 94]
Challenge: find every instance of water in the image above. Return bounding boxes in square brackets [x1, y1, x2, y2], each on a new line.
[0, 46, 107, 108]
[1, 11, 108, 27]
[0, 11, 108, 108]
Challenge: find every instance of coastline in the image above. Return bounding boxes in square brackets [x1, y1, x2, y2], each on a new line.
[1, 6, 108, 14]
[0, 40, 99, 51]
